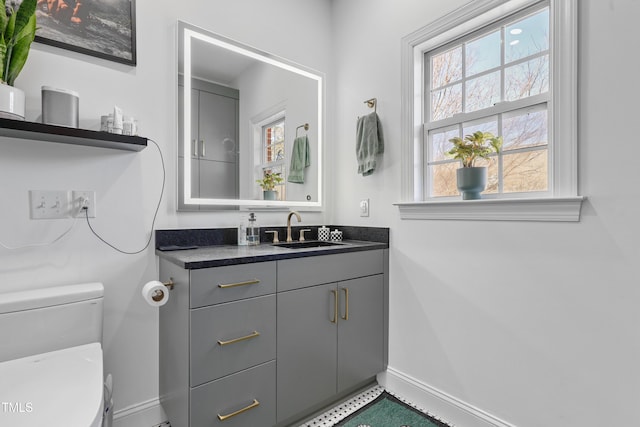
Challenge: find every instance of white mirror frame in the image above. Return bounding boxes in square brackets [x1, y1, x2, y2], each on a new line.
[180, 22, 324, 208]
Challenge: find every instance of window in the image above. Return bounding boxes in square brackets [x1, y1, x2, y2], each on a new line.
[261, 118, 286, 200]
[398, 0, 583, 221]
[427, 5, 550, 199]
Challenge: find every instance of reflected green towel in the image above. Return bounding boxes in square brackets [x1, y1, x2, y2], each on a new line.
[356, 112, 384, 176]
[288, 135, 310, 183]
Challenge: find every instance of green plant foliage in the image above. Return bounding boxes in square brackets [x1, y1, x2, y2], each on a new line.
[447, 130, 503, 168]
[0, 0, 37, 86]
[256, 170, 284, 191]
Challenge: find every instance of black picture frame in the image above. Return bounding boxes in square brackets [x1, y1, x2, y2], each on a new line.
[34, 0, 137, 66]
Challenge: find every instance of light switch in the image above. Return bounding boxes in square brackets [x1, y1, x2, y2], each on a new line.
[360, 199, 370, 217]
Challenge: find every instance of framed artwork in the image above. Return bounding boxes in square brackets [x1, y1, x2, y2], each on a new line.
[34, 0, 137, 66]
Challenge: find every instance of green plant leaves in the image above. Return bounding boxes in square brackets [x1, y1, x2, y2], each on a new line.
[447, 131, 503, 168]
[0, 0, 37, 86]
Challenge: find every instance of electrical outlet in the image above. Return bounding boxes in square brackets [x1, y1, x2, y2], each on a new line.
[359, 198, 370, 217]
[72, 190, 96, 218]
[29, 190, 70, 219]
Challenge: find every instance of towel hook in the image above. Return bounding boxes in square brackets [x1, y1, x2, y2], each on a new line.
[296, 123, 309, 138]
[364, 98, 377, 113]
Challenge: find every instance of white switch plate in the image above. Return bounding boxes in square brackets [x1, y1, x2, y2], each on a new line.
[29, 190, 97, 219]
[360, 198, 370, 217]
[29, 190, 70, 219]
[72, 190, 96, 218]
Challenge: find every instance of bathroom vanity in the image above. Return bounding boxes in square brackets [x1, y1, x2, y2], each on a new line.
[156, 226, 388, 427]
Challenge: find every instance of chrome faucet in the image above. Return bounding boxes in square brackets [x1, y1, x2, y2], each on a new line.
[286, 211, 302, 242]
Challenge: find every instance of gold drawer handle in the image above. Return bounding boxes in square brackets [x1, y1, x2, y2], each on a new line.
[217, 331, 260, 346]
[341, 287, 349, 321]
[330, 289, 338, 323]
[217, 399, 260, 421]
[218, 279, 260, 289]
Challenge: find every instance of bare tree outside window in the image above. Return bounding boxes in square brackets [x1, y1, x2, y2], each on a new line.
[426, 6, 550, 198]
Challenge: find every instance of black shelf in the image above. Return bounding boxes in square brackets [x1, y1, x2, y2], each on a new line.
[0, 117, 147, 151]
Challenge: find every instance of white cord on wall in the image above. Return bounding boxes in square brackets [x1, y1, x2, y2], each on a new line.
[0, 204, 83, 250]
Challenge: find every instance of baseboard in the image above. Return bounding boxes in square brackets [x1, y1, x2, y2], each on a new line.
[113, 397, 168, 427]
[378, 367, 516, 427]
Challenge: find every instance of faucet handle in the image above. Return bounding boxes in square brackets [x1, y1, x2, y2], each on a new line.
[265, 230, 280, 243]
[299, 229, 312, 241]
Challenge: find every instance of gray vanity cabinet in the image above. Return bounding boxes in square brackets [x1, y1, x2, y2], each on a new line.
[159, 247, 388, 427]
[276, 250, 385, 424]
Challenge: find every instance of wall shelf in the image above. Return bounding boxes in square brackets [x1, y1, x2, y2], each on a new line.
[0, 117, 147, 151]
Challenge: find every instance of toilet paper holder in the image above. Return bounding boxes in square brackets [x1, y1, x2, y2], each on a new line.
[162, 278, 175, 290]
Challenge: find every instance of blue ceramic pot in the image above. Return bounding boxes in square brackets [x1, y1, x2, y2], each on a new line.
[263, 190, 277, 200]
[456, 167, 487, 200]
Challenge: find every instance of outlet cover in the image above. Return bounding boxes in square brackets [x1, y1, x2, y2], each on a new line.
[72, 190, 96, 218]
[359, 199, 370, 217]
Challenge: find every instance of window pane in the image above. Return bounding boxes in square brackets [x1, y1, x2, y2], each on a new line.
[505, 55, 549, 101]
[463, 117, 498, 138]
[465, 71, 500, 113]
[429, 162, 459, 197]
[505, 8, 549, 64]
[264, 120, 285, 163]
[502, 107, 548, 151]
[429, 127, 459, 162]
[466, 30, 501, 76]
[431, 46, 462, 89]
[503, 149, 548, 193]
[273, 142, 285, 160]
[474, 157, 499, 194]
[431, 84, 462, 120]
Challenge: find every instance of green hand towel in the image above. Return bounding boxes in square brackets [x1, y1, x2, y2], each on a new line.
[356, 112, 384, 176]
[288, 135, 310, 183]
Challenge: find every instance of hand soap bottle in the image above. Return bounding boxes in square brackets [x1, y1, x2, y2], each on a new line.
[246, 213, 260, 246]
[238, 219, 247, 246]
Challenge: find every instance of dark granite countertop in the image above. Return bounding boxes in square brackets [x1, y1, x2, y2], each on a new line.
[155, 239, 388, 269]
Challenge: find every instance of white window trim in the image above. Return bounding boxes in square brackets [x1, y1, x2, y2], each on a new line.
[396, 0, 585, 221]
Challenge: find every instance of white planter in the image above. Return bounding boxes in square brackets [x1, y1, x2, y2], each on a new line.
[0, 83, 25, 120]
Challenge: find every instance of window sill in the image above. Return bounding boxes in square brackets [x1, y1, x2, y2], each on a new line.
[394, 196, 586, 222]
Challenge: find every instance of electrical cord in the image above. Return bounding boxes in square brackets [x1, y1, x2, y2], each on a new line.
[83, 138, 165, 254]
[0, 204, 83, 250]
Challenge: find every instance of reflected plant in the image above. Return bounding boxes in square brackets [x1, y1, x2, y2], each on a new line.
[256, 170, 284, 191]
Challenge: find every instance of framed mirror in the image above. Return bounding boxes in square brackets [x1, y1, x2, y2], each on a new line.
[177, 21, 324, 210]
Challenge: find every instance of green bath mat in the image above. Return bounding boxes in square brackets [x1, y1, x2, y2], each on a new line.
[335, 391, 449, 427]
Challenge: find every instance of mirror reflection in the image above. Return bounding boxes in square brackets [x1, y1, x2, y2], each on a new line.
[178, 21, 323, 210]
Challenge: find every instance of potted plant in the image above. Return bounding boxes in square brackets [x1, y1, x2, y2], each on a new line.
[447, 130, 503, 200]
[0, 0, 37, 120]
[256, 169, 284, 200]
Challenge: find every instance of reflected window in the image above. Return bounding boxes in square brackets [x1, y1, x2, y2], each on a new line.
[261, 118, 286, 200]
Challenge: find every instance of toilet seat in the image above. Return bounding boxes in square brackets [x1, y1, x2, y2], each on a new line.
[0, 343, 103, 427]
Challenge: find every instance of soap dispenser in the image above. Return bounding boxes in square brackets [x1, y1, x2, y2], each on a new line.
[247, 213, 260, 246]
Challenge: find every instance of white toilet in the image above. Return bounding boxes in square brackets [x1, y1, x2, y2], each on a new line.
[0, 282, 106, 427]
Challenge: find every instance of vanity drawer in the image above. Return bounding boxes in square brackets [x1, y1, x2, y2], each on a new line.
[278, 250, 383, 292]
[190, 294, 276, 386]
[190, 261, 276, 308]
[190, 361, 276, 427]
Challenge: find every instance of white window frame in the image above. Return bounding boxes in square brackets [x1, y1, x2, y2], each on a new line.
[396, 0, 584, 221]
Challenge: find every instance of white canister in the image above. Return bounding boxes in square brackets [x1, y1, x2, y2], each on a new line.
[330, 229, 343, 242]
[0, 83, 25, 120]
[318, 226, 330, 241]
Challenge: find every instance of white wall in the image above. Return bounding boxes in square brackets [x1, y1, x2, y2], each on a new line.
[331, 0, 640, 426]
[0, 0, 332, 423]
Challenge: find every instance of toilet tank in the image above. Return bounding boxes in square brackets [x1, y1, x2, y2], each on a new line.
[0, 282, 104, 363]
